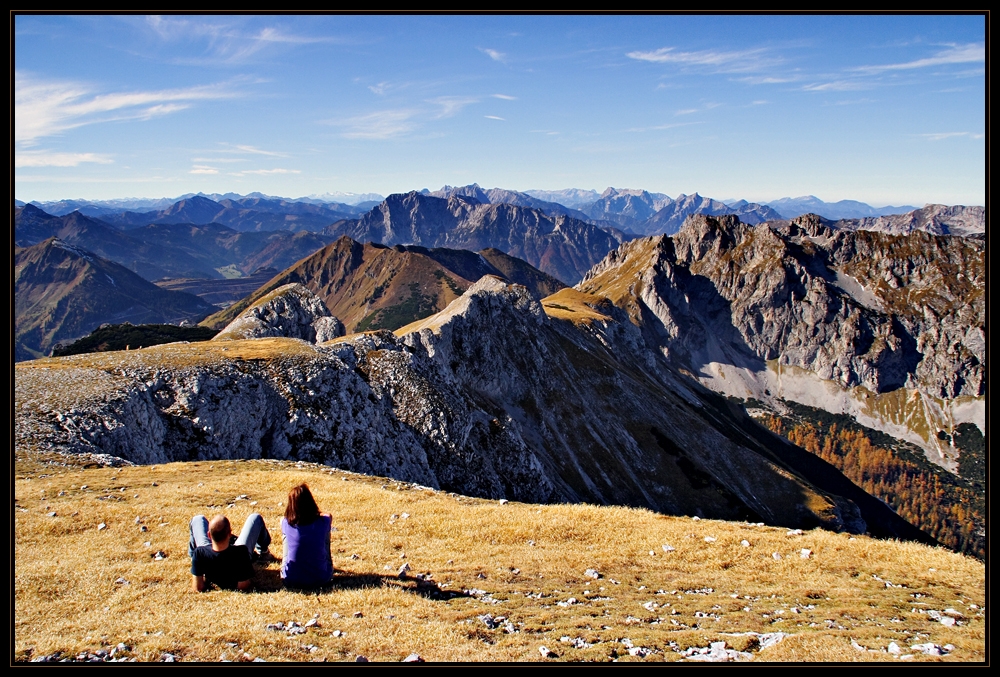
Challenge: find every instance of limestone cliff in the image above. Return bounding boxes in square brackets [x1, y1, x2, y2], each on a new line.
[214, 283, 345, 343]
[578, 214, 985, 469]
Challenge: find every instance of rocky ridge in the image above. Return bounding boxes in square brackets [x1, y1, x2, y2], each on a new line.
[201, 237, 566, 333]
[16, 278, 931, 542]
[831, 204, 985, 237]
[578, 214, 985, 469]
[428, 184, 594, 222]
[213, 283, 345, 343]
[325, 192, 628, 284]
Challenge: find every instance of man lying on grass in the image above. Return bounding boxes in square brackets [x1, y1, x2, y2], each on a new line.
[189, 513, 271, 592]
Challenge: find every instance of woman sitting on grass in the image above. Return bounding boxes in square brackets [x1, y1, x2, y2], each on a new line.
[281, 483, 334, 589]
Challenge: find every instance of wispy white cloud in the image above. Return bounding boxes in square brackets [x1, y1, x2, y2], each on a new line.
[252, 26, 327, 46]
[369, 82, 390, 95]
[16, 173, 176, 185]
[918, 131, 983, 141]
[189, 165, 219, 174]
[428, 96, 479, 119]
[853, 43, 984, 74]
[832, 98, 876, 106]
[326, 95, 482, 140]
[801, 80, 870, 92]
[330, 109, 419, 140]
[736, 75, 799, 85]
[675, 102, 720, 116]
[233, 168, 302, 175]
[15, 73, 238, 146]
[228, 144, 287, 157]
[484, 115, 505, 121]
[627, 46, 779, 73]
[480, 48, 506, 63]
[491, 94, 517, 100]
[192, 157, 247, 163]
[15, 150, 114, 167]
[625, 121, 703, 133]
[145, 15, 332, 65]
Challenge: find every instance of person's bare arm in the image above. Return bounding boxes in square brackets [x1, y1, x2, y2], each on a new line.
[191, 574, 207, 592]
[236, 579, 252, 592]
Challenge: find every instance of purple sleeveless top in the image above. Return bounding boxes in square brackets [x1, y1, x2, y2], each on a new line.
[281, 514, 333, 588]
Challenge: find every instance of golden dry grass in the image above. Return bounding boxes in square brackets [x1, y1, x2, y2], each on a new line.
[15, 453, 985, 663]
[17, 338, 321, 372]
[540, 289, 613, 326]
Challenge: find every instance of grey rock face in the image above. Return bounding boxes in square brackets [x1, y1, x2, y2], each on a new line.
[579, 213, 984, 468]
[582, 214, 984, 400]
[17, 276, 935, 541]
[579, 187, 673, 230]
[635, 194, 782, 237]
[327, 192, 628, 284]
[214, 283, 345, 343]
[833, 204, 985, 237]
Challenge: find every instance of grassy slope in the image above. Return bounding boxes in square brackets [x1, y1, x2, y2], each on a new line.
[15, 453, 984, 663]
[200, 242, 472, 334]
[52, 324, 218, 357]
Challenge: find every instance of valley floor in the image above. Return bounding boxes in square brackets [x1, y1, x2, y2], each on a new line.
[14, 453, 985, 663]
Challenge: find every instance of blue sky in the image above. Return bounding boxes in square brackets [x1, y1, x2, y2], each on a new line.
[14, 14, 985, 206]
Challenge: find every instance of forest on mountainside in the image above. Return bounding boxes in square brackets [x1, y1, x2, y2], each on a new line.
[758, 403, 984, 560]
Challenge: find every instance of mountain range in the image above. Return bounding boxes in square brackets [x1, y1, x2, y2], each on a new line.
[14, 238, 214, 361]
[324, 191, 629, 284]
[20, 186, 929, 232]
[577, 213, 984, 471]
[12, 184, 985, 555]
[15, 204, 339, 281]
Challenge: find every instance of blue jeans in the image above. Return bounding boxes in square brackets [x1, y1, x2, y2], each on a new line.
[189, 513, 271, 559]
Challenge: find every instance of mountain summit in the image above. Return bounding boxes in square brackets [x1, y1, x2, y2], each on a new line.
[325, 192, 628, 284]
[578, 213, 984, 469]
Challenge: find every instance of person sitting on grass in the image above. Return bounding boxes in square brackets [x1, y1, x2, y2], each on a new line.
[189, 513, 271, 592]
[281, 484, 334, 589]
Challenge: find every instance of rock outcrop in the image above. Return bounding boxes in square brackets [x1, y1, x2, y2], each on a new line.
[202, 237, 566, 334]
[833, 204, 985, 237]
[578, 214, 985, 468]
[214, 283, 344, 343]
[16, 278, 933, 542]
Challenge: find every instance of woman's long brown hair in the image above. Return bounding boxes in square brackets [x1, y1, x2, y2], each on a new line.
[285, 483, 320, 527]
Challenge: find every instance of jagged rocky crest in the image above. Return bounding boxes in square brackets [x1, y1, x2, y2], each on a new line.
[214, 283, 345, 344]
[831, 204, 985, 237]
[579, 214, 985, 467]
[325, 191, 628, 284]
[17, 277, 931, 542]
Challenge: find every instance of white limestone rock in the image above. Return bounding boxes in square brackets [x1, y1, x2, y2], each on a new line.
[215, 283, 345, 344]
